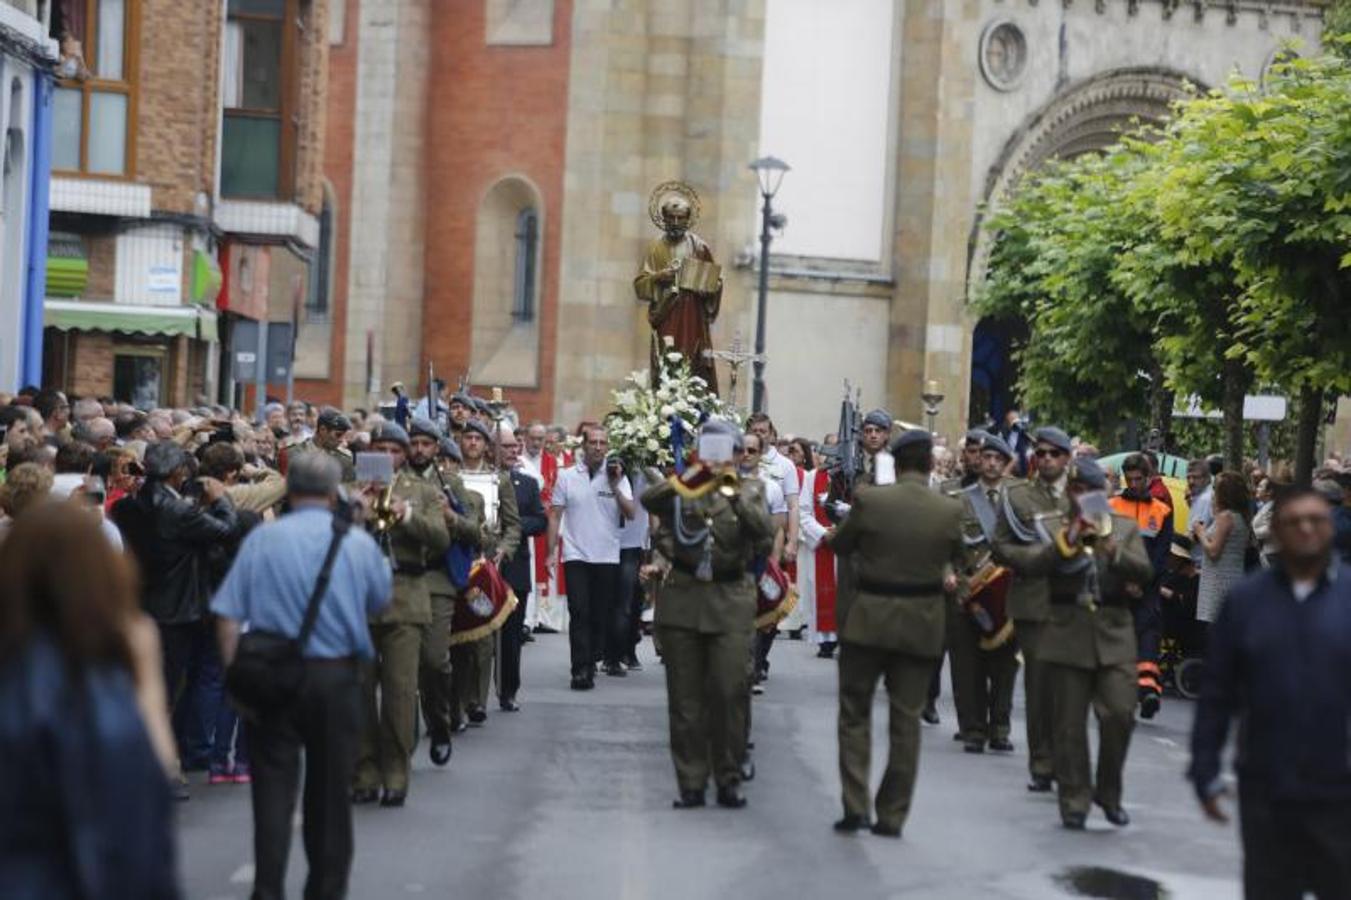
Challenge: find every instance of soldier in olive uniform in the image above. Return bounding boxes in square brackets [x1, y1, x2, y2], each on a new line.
[826, 430, 966, 838]
[992, 426, 1074, 792]
[283, 407, 356, 482]
[407, 419, 482, 767]
[1042, 457, 1153, 829]
[641, 419, 775, 810]
[936, 429, 990, 736]
[352, 422, 450, 807]
[953, 434, 1020, 753]
[450, 418, 521, 726]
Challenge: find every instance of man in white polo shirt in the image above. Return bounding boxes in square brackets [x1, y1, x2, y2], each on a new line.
[546, 424, 637, 690]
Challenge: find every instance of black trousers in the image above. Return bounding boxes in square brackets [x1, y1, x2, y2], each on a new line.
[617, 547, 644, 660]
[499, 582, 529, 701]
[1239, 780, 1351, 900]
[250, 660, 361, 900]
[564, 561, 620, 675]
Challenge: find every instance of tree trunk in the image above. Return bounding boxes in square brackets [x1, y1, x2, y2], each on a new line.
[1293, 385, 1323, 487]
[1220, 357, 1250, 472]
[1148, 361, 1174, 450]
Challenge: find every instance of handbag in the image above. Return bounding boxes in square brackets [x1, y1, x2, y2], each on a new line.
[225, 515, 350, 718]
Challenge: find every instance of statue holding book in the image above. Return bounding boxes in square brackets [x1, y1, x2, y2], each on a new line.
[634, 181, 723, 394]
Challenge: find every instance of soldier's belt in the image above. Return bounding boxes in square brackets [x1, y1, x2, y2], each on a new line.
[672, 560, 746, 583]
[857, 578, 944, 597]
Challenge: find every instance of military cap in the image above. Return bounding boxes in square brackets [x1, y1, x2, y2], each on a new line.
[1067, 455, 1108, 490]
[369, 421, 410, 449]
[472, 397, 493, 416]
[980, 433, 1014, 461]
[408, 416, 443, 440]
[438, 436, 463, 463]
[889, 428, 933, 454]
[462, 418, 494, 442]
[1033, 426, 1072, 453]
[962, 429, 990, 447]
[700, 417, 745, 451]
[317, 407, 351, 432]
[143, 441, 190, 479]
[862, 408, 893, 431]
[449, 392, 475, 409]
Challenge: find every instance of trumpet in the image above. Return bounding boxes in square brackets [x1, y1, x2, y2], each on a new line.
[715, 468, 740, 498]
[368, 482, 400, 535]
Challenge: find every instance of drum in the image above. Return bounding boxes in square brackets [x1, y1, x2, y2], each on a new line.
[966, 562, 1014, 651]
[461, 470, 501, 530]
[449, 560, 518, 646]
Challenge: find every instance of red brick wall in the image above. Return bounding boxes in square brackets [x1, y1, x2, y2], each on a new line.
[294, 0, 356, 411]
[422, 0, 573, 424]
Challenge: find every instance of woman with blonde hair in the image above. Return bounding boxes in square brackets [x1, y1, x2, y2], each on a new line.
[0, 502, 179, 898]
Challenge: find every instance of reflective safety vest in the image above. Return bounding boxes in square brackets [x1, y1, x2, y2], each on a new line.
[1108, 494, 1173, 539]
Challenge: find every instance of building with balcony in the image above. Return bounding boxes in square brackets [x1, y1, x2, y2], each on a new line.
[40, 0, 331, 409]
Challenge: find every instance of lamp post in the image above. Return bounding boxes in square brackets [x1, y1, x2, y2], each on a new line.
[922, 379, 945, 434]
[749, 155, 789, 414]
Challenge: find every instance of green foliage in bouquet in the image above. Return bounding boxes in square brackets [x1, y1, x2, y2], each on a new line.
[606, 346, 741, 470]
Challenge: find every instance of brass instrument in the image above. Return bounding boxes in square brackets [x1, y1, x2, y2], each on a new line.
[716, 468, 740, 498]
[369, 482, 400, 535]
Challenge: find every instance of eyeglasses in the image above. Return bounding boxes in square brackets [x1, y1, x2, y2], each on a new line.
[1034, 448, 1066, 459]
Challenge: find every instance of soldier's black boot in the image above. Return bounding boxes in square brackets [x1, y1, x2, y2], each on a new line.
[870, 822, 902, 839]
[716, 785, 747, 809]
[672, 789, 706, 809]
[1062, 812, 1087, 830]
[1027, 774, 1054, 793]
[833, 813, 870, 833]
[1096, 800, 1131, 827]
[429, 737, 452, 767]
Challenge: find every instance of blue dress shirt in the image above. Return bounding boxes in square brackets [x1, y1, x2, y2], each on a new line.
[211, 507, 392, 659]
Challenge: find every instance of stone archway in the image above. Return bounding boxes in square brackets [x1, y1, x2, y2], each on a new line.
[968, 67, 1202, 291]
[964, 67, 1202, 426]
[471, 175, 545, 388]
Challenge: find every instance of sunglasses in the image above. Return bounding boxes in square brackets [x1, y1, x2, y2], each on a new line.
[1034, 448, 1067, 459]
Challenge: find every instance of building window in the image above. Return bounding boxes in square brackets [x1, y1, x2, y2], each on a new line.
[221, 0, 301, 199]
[512, 208, 538, 322]
[113, 347, 164, 409]
[470, 177, 542, 387]
[307, 191, 333, 313]
[51, 0, 137, 177]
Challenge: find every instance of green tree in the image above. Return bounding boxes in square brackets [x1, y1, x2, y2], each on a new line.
[1113, 136, 1254, 471]
[975, 149, 1160, 445]
[1149, 53, 1351, 483]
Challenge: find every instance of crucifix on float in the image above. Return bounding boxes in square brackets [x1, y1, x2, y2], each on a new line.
[703, 332, 764, 412]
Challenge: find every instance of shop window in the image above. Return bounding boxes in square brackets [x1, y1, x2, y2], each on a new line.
[221, 0, 303, 199]
[51, 0, 137, 177]
[113, 348, 164, 410]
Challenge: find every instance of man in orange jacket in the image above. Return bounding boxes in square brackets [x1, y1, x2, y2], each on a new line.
[1108, 453, 1174, 718]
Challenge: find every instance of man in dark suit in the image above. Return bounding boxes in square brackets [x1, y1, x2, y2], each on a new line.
[496, 426, 548, 711]
[825, 429, 965, 838]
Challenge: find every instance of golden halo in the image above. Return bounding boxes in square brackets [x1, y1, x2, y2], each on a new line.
[648, 181, 701, 230]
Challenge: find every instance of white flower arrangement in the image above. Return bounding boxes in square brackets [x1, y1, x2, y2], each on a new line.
[605, 349, 741, 470]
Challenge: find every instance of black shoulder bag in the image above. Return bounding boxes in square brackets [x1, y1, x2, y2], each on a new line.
[226, 515, 351, 719]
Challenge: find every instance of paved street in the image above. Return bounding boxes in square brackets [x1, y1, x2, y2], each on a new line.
[179, 633, 1242, 900]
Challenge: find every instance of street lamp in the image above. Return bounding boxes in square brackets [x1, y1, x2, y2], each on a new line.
[749, 155, 789, 414]
[922, 379, 945, 434]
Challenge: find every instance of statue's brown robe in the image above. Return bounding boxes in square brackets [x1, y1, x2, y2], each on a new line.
[633, 232, 721, 394]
